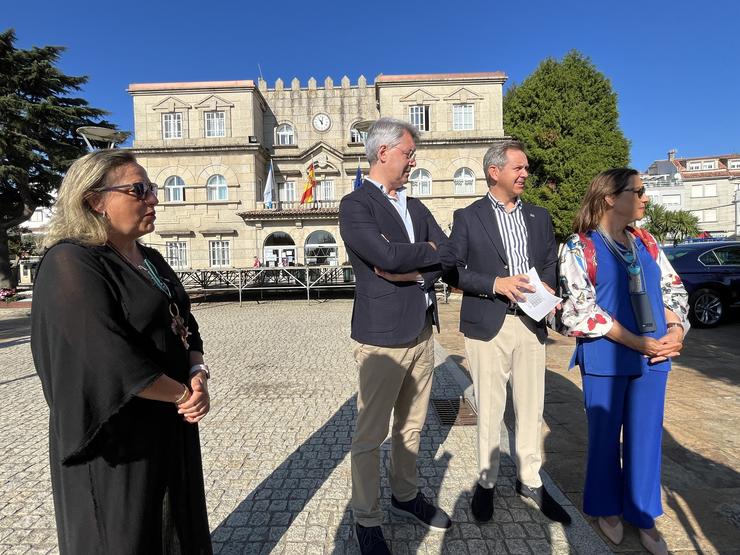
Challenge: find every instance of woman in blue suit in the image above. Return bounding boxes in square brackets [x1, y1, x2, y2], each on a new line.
[559, 168, 689, 555]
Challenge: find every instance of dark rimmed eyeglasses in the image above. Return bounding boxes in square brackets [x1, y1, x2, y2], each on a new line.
[98, 182, 158, 200]
[622, 186, 647, 198]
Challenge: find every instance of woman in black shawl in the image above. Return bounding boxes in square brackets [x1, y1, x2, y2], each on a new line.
[31, 150, 212, 554]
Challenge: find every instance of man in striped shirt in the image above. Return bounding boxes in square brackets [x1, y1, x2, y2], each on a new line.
[446, 140, 570, 525]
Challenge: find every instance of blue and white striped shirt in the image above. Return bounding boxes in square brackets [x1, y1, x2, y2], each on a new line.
[488, 192, 529, 276]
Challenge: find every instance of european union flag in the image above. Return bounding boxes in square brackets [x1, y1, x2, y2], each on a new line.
[353, 166, 363, 190]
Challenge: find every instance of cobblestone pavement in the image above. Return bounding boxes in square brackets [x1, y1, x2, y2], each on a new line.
[0, 300, 611, 554]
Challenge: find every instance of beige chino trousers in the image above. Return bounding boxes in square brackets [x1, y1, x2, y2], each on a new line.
[465, 314, 546, 490]
[350, 318, 435, 527]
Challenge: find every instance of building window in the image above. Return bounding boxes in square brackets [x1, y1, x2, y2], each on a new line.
[453, 167, 475, 194]
[162, 112, 182, 139]
[165, 241, 188, 269]
[350, 125, 367, 144]
[409, 105, 430, 132]
[452, 104, 474, 131]
[205, 111, 225, 137]
[206, 174, 228, 201]
[702, 160, 717, 170]
[164, 175, 185, 202]
[410, 169, 432, 196]
[276, 123, 295, 145]
[728, 159, 740, 170]
[691, 183, 717, 198]
[279, 181, 296, 202]
[662, 194, 681, 206]
[316, 180, 334, 201]
[687, 161, 701, 171]
[208, 240, 231, 267]
[694, 209, 718, 223]
[30, 208, 44, 223]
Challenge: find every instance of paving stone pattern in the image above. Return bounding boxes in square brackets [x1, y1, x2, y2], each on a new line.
[0, 301, 607, 554]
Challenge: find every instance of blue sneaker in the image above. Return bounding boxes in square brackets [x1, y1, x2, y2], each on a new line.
[390, 492, 452, 531]
[354, 523, 391, 555]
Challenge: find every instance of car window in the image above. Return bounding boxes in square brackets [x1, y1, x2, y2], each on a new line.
[698, 251, 720, 265]
[713, 246, 740, 265]
[664, 248, 695, 263]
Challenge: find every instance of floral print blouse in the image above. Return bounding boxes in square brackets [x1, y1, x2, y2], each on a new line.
[558, 232, 690, 338]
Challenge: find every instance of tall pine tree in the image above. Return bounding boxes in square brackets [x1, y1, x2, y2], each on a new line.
[504, 50, 630, 241]
[0, 29, 111, 288]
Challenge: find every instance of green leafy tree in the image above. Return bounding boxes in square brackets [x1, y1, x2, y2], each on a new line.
[643, 203, 672, 244]
[669, 210, 700, 245]
[503, 50, 630, 240]
[643, 204, 700, 245]
[0, 29, 111, 287]
[7, 226, 39, 259]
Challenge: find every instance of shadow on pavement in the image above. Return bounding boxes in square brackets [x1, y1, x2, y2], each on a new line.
[0, 315, 32, 349]
[330, 418, 455, 553]
[676, 317, 740, 386]
[211, 395, 357, 552]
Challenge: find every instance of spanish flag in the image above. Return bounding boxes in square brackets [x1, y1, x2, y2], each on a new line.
[300, 162, 316, 204]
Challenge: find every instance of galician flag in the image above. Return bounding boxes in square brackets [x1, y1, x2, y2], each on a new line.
[263, 160, 276, 209]
[300, 162, 316, 204]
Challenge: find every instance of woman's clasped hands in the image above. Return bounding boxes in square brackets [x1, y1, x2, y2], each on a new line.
[638, 326, 684, 363]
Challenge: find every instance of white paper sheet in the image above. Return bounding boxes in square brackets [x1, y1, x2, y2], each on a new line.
[516, 267, 562, 322]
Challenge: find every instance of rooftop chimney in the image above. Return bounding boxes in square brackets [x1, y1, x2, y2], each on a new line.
[668, 149, 677, 161]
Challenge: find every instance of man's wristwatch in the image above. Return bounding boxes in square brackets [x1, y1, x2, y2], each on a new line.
[189, 363, 210, 379]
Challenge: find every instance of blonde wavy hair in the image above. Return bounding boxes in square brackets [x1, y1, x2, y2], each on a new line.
[572, 168, 639, 233]
[43, 149, 138, 249]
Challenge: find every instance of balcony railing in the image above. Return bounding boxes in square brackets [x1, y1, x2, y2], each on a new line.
[260, 200, 339, 211]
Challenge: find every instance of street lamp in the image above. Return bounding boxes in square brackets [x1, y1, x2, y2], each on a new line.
[76, 126, 131, 151]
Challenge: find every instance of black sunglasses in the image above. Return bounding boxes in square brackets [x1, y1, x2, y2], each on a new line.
[621, 186, 647, 198]
[98, 182, 158, 200]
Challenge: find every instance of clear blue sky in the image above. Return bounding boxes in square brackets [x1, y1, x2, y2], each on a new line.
[4, 0, 739, 171]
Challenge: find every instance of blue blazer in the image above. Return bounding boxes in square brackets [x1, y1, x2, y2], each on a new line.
[445, 196, 558, 342]
[339, 180, 452, 347]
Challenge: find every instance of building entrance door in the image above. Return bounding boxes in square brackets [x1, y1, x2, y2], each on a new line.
[264, 246, 296, 267]
[263, 231, 297, 267]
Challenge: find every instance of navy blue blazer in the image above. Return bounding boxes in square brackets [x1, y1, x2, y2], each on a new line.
[445, 195, 558, 342]
[339, 180, 451, 346]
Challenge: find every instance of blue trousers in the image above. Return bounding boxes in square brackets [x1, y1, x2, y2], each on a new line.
[581, 370, 667, 529]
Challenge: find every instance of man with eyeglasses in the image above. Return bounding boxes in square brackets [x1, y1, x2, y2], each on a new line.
[445, 140, 572, 526]
[339, 117, 453, 554]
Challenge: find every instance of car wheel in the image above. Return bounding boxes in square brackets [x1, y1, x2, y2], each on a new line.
[689, 288, 725, 328]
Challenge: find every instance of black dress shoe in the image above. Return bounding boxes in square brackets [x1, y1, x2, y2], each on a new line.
[355, 524, 391, 555]
[390, 492, 452, 531]
[515, 480, 571, 525]
[471, 484, 494, 522]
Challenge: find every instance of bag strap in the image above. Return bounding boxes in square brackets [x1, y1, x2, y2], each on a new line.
[577, 232, 598, 285]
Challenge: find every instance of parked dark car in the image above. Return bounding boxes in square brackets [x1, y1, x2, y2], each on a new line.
[663, 241, 740, 327]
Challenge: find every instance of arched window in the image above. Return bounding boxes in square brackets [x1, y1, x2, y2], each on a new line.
[410, 169, 432, 196]
[304, 230, 338, 266]
[453, 167, 475, 195]
[164, 175, 185, 202]
[276, 123, 295, 146]
[350, 124, 367, 144]
[206, 174, 228, 201]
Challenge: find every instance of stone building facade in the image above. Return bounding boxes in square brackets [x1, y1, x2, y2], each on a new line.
[643, 150, 740, 237]
[129, 71, 508, 268]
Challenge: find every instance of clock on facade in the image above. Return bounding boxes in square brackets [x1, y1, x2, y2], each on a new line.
[312, 113, 331, 132]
